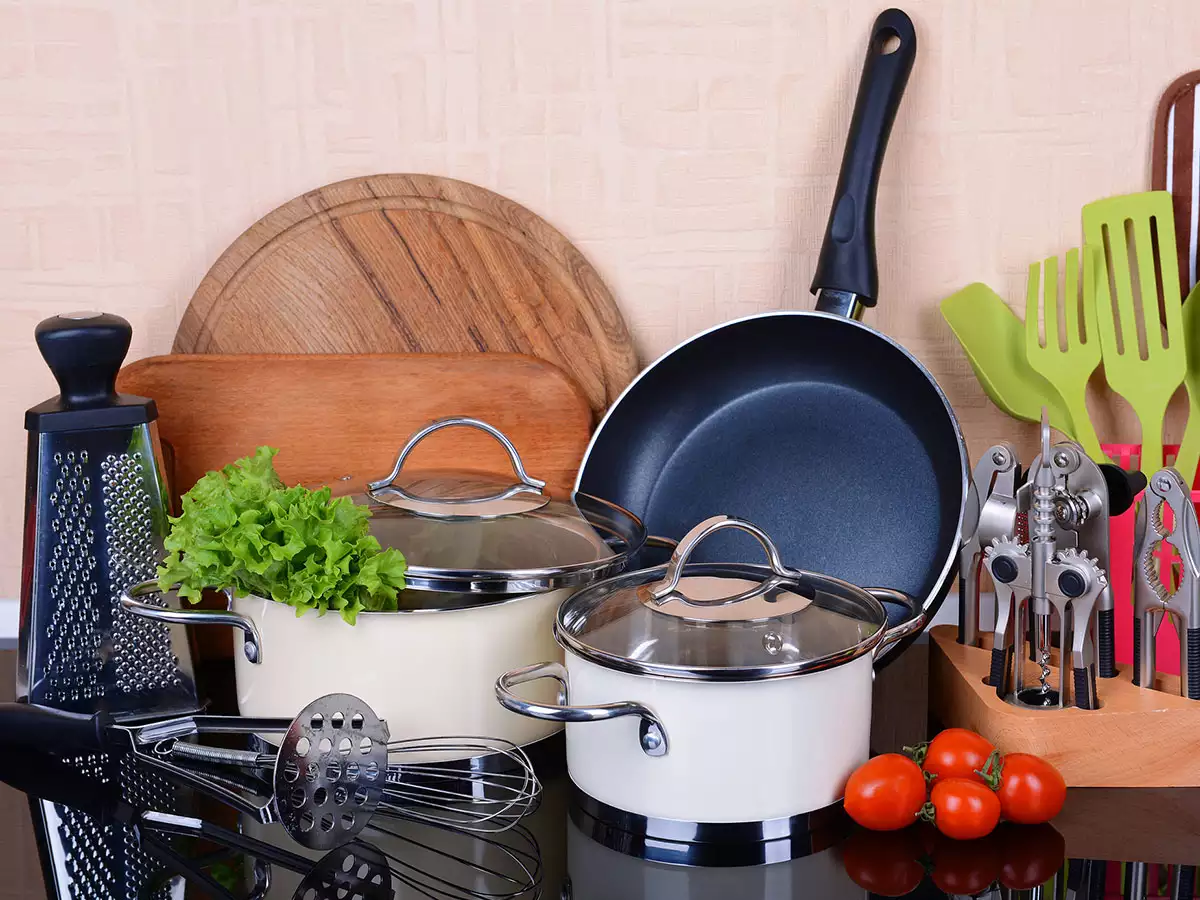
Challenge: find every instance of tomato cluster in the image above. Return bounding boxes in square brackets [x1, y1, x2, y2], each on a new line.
[843, 728, 1067, 840]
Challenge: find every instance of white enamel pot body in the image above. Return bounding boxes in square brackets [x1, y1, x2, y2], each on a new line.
[122, 580, 567, 748]
[564, 649, 872, 823]
[230, 589, 567, 745]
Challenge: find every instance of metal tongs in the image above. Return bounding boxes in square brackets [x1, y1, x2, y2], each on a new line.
[1133, 467, 1200, 699]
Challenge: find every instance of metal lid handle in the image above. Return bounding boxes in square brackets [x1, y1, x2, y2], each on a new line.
[367, 416, 546, 507]
[644, 515, 797, 607]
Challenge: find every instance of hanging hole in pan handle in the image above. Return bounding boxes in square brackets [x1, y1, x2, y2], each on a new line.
[366, 416, 547, 511]
[640, 515, 799, 608]
[495, 662, 669, 758]
[875, 28, 902, 55]
[121, 579, 263, 664]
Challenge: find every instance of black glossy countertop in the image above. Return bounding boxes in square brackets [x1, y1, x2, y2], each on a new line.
[14, 740, 1200, 900]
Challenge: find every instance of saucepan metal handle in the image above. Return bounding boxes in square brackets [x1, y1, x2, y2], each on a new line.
[367, 417, 546, 509]
[642, 515, 799, 608]
[495, 662, 669, 758]
[121, 579, 263, 665]
[867, 587, 927, 666]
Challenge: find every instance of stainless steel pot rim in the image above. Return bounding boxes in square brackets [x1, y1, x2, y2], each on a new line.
[398, 491, 648, 594]
[239, 589, 555, 616]
[553, 561, 891, 682]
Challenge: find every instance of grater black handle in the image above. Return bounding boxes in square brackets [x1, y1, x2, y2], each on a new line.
[0, 702, 112, 753]
[34, 312, 131, 409]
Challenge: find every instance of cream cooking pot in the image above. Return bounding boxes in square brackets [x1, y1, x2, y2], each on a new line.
[124, 417, 645, 748]
[496, 515, 924, 827]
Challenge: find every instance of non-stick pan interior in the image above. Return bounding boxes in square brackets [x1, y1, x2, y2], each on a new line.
[579, 313, 965, 622]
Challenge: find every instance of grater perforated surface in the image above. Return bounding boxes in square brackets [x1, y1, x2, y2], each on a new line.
[41, 449, 103, 705]
[102, 450, 179, 697]
[23, 426, 195, 714]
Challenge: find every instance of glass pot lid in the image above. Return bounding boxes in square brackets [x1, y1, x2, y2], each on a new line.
[553, 515, 894, 681]
[360, 417, 645, 594]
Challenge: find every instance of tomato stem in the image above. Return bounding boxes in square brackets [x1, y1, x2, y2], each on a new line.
[918, 801, 936, 825]
[903, 742, 929, 765]
[973, 749, 1004, 791]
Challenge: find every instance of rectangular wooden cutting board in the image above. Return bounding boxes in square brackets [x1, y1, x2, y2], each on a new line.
[117, 352, 594, 499]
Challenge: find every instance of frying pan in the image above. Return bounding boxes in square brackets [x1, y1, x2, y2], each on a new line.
[577, 8, 968, 635]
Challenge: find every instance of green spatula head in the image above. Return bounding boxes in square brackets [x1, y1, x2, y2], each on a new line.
[940, 282, 1076, 435]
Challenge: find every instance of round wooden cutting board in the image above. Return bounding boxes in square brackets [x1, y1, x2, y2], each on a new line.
[174, 174, 638, 416]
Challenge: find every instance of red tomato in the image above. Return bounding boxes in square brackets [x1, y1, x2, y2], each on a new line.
[997, 753, 1067, 824]
[997, 822, 1066, 889]
[916, 728, 997, 785]
[929, 831, 1002, 895]
[839, 827, 925, 897]
[925, 777, 1002, 841]
[843, 753, 928, 831]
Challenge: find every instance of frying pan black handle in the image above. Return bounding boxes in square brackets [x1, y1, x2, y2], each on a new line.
[811, 8, 916, 312]
[0, 702, 113, 754]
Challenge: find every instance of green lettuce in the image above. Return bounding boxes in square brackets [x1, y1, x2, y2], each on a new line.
[157, 447, 407, 624]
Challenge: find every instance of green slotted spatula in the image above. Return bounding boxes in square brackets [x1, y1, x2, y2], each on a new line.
[940, 283, 1076, 435]
[1083, 191, 1187, 477]
[1025, 246, 1105, 461]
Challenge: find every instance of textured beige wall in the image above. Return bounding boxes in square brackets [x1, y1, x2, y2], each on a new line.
[0, 0, 1196, 596]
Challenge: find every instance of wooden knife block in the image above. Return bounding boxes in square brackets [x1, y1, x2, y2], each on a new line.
[929, 625, 1200, 787]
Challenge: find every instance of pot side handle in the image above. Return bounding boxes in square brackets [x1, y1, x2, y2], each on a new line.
[867, 587, 928, 666]
[121, 579, 263, 665]
[495, 661, 669, 758]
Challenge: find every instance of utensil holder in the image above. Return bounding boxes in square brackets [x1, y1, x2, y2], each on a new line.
[1103, 443, 1200, 677]
[929, 625, 1200, 787]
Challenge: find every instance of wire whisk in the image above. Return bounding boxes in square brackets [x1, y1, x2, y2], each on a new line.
[375, 735, 541, 834]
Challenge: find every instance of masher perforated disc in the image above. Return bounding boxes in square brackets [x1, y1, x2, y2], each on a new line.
[273, 693, 391, 850]
[293, 841, 393, 900]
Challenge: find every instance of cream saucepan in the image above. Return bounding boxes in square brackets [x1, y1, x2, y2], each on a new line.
[495, 515, 924, 830]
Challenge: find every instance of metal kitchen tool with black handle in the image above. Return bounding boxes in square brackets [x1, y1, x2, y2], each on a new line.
[986, 536, 1104, 710]
[19, 312, 193, 717]
[0, 690, 542, 846]
[812, 6, 916, 318]
[959, 443, 1020, 647]
[1014, 437, 1134, 680]
[0, 693, 391, 851]
[1133, 467, 1200, 699]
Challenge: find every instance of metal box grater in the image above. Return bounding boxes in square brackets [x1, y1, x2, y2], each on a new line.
[18, 313, 198, 900]
[18, 312, 196, 715]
